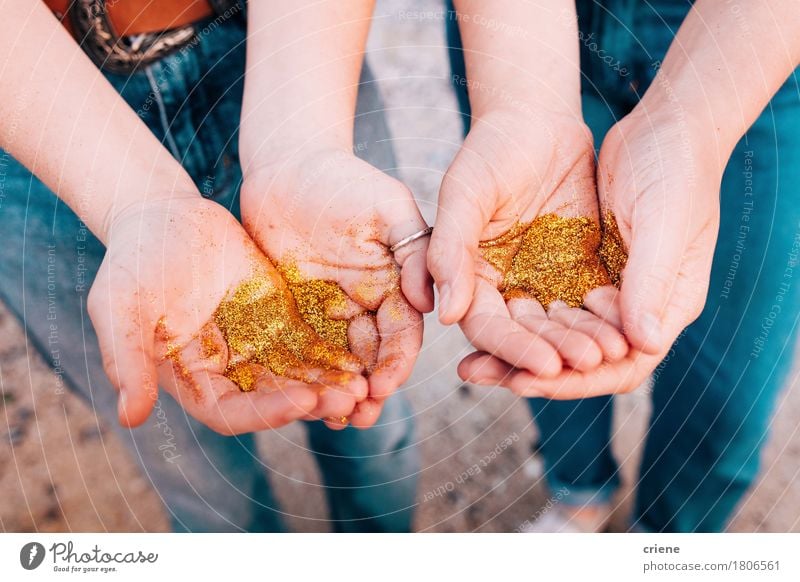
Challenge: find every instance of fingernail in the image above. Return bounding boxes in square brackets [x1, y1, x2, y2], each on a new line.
[117, 390, 128, 419]
[640, 313, 663, 348]
[438, 283, 452, 321]
[466, 370, 495, 385]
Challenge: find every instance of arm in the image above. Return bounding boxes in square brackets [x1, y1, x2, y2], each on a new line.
[460, 0, 800, 397]
[429, 1, 628, 378]
[239, 0, 374, 170]
[0, 1, 365, 431]
[0, 0, 196, 243]
[611, 0, 800, 354]
[449, 0, 581, 120]
[239, 1, 432, 429]
[644, 0, 800, 164]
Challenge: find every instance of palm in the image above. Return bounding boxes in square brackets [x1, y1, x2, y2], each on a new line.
[458, 110, 600, 240]
[89, 197, 365, 433]
[599, 114, 719, 343]
[241, 151, 431, 427]
[433, 110, 628, 378]
[458, 111, 722, 398]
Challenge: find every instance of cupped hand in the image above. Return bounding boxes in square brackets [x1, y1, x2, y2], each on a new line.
[88, 195, 367, 434]
[459, 105, 722, 398]
[240, 150, 432, 428]
[429, 108, 629, 379]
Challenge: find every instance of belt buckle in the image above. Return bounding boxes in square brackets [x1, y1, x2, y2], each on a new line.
[69, 0, 197, 75]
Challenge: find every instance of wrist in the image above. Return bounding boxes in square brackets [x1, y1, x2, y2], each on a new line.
[239, 128, 353, 179]
[633, 87, 732, 180]
[467, 75, 582, 122]
[239, 87, 355, 176]
[239, 136, 355, 186]
[470, 104, 589, 143]
[637, 68, 739, 168]
[100, 178, 201, 247]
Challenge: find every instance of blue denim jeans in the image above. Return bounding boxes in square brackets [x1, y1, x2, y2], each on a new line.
[449, 0, 800, 531]
[0, 12, 418, 532]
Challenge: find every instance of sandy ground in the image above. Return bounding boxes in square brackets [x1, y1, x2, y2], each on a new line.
[2, 0, 799, 533]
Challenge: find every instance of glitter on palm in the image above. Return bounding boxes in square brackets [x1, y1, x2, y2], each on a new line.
[479, 213, 627, 308]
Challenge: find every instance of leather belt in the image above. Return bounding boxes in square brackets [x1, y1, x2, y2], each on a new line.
[43, 0, 241, 74]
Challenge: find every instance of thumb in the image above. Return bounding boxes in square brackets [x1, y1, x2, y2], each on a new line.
[88, 281, 158, 427]
[429, 150, 495, 325]
[597, 131, 681, 356]
[603, 189, 683, 355]
[381, 189, 435, 314]
[619, 229, 680, 355]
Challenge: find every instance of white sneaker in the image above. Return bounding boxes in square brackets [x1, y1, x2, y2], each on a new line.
[519, 504, 611, 533]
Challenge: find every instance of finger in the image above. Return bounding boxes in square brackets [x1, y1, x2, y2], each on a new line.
[618, 227, 680, 355]
[340, 267, 400, 311]
[460, 279, 562, 378]
[506, 297, 603, 372]
[429, 148, 496, 324]
[547, 301, 629, 362]
[460, 349, 658, 400]
[311, 387, 358, 423]
[348, 397, 384, 429]
[388, 226, 435, 315]
[584, 286, 624, 330]
[598, 173, 679, 355]
[303, 335, 365, 375]
[348, 313, 380, 372]
[458, 351, 515, 385]
[179, 322, 230, 374]
[369, 290, 424, 399]
[326, 295, 367, 320]
[206, 375, 320, 435]
[311, 370, 368, 418]
[398, 242, 435, 314]
[323, 416, 352, 431]
[88, 279, 158, 428]
[255, 349, 319, 386]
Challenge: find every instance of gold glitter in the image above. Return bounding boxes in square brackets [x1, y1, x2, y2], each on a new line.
[200, 324, 222, 361]
[225, 362, 256, 392]
[278, 262, 351, 350]
[599, 211, 628, 287]
[353, 269, 398, 307]
[213, 274, 359, 390]
[480, 214, 613, 308]
[157, 317, 203, 402]
[479, 222, 529, 276]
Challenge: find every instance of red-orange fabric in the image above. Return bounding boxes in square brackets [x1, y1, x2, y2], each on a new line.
[43, 0, 213, 35]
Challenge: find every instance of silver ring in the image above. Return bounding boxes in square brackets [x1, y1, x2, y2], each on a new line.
[389, 226, 433, 253]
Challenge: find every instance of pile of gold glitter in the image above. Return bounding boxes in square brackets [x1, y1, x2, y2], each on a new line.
[213, 274, 355, 391]
[480, 213, 627, 308]
[599, 211, 627, 287]
[277, 262, 352, 351]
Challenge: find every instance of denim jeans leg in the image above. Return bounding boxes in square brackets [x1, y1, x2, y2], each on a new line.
[524, 70, 634, 503]
[0, 14, 289, 531]
[297, 59, 420, 532]
[305, 394, 419, 532]
[527, 397, 619, 505]
[634, 75, 800, 532]
[0, 163, 284, 532]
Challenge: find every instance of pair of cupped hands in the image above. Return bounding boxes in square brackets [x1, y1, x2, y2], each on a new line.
[89, 106, 721, 436]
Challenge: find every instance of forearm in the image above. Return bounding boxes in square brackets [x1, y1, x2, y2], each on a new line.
[639, 0, 800, 163]
[0, 1, 195, 245]
[239, 0, 375, 172]
[452, 0, 581, 118]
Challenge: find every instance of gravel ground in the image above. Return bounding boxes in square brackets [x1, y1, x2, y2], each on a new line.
[2, 0, 799, 533]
